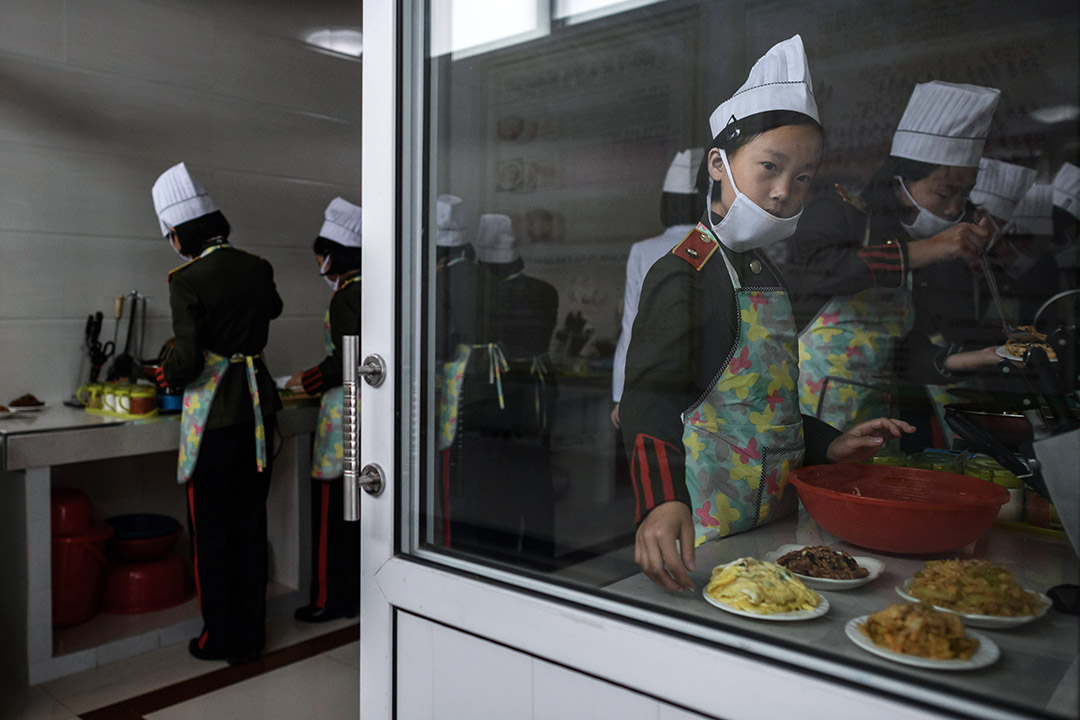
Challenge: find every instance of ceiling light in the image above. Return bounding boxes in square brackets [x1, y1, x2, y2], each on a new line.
[303, 28, 364, 58]
[1029, 104, 1079, 124]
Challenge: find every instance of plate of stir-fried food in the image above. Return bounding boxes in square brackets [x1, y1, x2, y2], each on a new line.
[766, 544, 884, 590]
[847, 602, 998, 670]
[895, 559, 1050, 629]
[997, 325, 1058, 362]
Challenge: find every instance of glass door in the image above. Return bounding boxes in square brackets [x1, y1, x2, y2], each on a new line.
[357, 2, 1080, 719]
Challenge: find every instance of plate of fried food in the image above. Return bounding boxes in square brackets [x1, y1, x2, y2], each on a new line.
[702, 557, 829, 621]
[8, 393, 46, 412]
[895, 559, 1050, 629]
[766, 544, 885, 590]
[996, 326, 1058, 363]
[847, 602, 999, 670]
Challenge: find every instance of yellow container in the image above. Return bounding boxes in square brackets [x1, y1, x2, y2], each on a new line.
[966, 455, 1024, 521]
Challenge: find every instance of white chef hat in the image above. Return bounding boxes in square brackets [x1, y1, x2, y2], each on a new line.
[709, 35, 819, 139]
[1052, 162, 1080, 221]
[152, 162, 219, 237]
[436, 194, 468, 247]
[969, 159, 1036, 224]
[474, 213, 518, 264]
[662, 148, 704, 195]
[890, 81, 1000, 168]
[1009, 183, 1054, 236]
[319, 197, 363, 248]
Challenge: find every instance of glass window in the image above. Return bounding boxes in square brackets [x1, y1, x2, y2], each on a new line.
[410, 2, 1079, 718]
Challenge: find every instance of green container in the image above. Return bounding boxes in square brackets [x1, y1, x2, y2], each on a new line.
[906, 449, 964, 474]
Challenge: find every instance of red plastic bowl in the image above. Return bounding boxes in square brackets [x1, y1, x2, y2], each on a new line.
[102, 552, 194, 614]
[51, 489, 93, 537]
[789, 464, 1009, 555]
[109, 527, 182, 562]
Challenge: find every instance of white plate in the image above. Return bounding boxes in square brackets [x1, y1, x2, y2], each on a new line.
[702, 586, 829, 621]
[845, 617, 999, 670]
[996, 346, 1057, 363]
[764, 544, 885, 590]
[896, 579, 1051, 629]
[8, 402, 46, 412]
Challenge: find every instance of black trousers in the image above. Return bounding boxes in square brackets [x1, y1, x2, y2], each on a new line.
[186, 416, 275, 658]
[305, 476, 360, 612]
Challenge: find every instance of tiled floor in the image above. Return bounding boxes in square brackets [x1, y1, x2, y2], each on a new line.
[1, 613, 359, 720]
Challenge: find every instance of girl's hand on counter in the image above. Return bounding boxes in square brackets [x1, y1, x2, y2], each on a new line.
[284, 371, 305, 389]
[906, 217, 993, 268]
[826, 418, 916, 464]
[635, 501, 696, 592]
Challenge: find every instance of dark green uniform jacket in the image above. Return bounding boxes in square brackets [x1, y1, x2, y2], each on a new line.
[160, 243, 284, 429]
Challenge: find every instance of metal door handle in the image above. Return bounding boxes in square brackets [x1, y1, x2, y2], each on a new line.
[358, 464, 385, 496]
[359, 354, 386, 387]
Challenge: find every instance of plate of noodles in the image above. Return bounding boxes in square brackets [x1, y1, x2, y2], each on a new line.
[702, 557, 829, 621]
[895, 559, 1051, 629]
[846, 604, 999, 670]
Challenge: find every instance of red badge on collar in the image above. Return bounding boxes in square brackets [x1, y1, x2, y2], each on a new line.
[671, 228, 717, 271]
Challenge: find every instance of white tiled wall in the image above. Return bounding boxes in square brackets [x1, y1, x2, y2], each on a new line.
[0, 0, 363, 403]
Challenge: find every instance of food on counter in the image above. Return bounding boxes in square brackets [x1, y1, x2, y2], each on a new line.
[1004, 326, 1057, 361]
[0, 405, 9, 413]
[9, 393, 44, 407]
[775, 545, 869, 580]
[704, 557, 820, 614]
[859, 602, 979, 660]
[908, 559, 1045, 616]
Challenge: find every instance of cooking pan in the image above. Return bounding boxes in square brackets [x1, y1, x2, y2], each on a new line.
[944, 406, 1050, 498]
[944, 403, 1033, 451]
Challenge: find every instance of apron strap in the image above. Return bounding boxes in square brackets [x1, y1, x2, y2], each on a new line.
[219, 351, 268, 473]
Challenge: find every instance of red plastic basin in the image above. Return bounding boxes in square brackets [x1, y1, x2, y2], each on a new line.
[109, 527, 182, 562]
[789, 464, 1008, 555]
[102, 552, 194, 614]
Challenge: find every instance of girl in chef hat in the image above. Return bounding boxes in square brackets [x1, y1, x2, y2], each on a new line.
[152, 162, 284, 663]
[785, 81, 1001, 444]
[285, 198, 362, 623]
[620, 36, 913, 592]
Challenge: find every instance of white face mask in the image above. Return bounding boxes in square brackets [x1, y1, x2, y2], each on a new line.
[320, 255, 339, 291]
[707, 149, 803, 252]
[166, 230, 188, 260]
[896, 176, 963, 239]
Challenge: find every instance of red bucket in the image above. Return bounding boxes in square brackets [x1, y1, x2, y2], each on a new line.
[102, 552, 194, 614]
[52, 522, 114, 628]
[51, 488, 93, 537]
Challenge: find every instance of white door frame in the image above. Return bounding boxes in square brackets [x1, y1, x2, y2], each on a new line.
[357, 3, 1030, 719]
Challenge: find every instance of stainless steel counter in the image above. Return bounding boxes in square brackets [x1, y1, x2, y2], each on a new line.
[0, 403, 318, 471]
[604, 510, 1079, 720]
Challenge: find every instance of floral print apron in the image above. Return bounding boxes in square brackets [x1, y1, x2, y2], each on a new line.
[436, 342, 508, 451]
[683, 244, 804, 547]
[177, 350, 268, 484]
[311, 276, 360, 479]
[798, 213, 914, 431]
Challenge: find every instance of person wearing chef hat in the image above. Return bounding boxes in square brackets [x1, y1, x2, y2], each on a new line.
[448, 213, 560, 561]
[284, 198, 362, 623]
[620, 36, 913, 592]
[611, 148, 705, 429]
[785, 80, 1000, 442]
[913, 158, 1039, 445]
[433, 194, 480, 547]
[1051, 162, 1079, 290]
[152, 162, 283, 663]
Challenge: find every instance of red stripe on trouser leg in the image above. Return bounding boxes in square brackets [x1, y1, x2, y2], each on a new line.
[187, 482, 207, 649]
[316, 483, 330, 608]
[442, 449, 452, 546]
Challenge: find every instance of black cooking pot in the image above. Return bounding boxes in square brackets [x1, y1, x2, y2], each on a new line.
[945, 403, 1033, 451]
